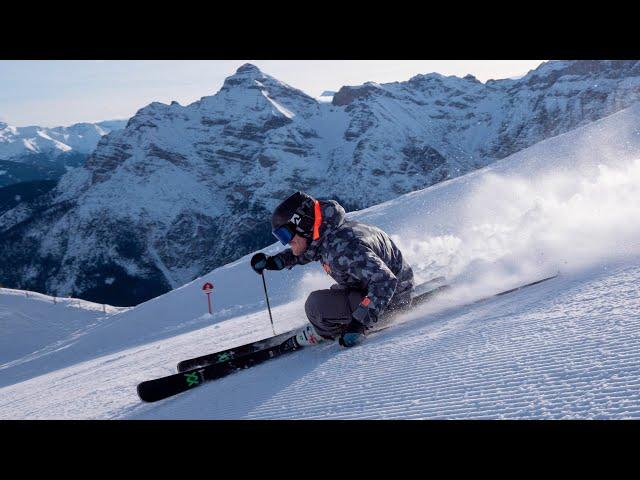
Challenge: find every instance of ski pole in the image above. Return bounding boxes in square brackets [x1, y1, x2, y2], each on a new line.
[261, 272, 276, 336]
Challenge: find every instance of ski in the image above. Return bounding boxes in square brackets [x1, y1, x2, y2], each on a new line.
[494, 274, 558, 297]
[138, 280, 451, 403]
[175, 276, 448, 373]
[138, 303, 429, 404]
[137, 335, 302, 403]
[137, 274, 557, 403]
[176, 329, 300, 372]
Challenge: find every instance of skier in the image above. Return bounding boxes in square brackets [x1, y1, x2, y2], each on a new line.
[251, 191, 414, 348]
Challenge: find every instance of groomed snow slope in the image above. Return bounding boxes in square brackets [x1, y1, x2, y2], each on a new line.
[0, 290, 128, 388]
[1, 104, 640, 419]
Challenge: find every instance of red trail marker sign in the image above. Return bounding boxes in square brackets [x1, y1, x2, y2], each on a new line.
[202, 282, 214, 315]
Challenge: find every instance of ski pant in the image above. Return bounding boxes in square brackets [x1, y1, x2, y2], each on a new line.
[304, 285, 412, 340]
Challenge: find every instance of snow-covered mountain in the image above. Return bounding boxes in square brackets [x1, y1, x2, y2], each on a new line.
[0, 120, 127, 187]
[2, 60, 640, 307]
[1, 100, 639, 419]
[0, 120, 127, 160]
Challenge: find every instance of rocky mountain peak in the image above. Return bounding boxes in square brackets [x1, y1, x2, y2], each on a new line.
[236, 63, 262, 75]
[332, 82, 386, 106]
[518, 60, 640, 88]
[221, 63, 267, 90]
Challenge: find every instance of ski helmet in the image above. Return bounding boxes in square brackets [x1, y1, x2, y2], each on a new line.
[271, 191, 317, 245]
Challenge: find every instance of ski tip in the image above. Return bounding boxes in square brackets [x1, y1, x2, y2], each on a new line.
[136, 382, 152, 403]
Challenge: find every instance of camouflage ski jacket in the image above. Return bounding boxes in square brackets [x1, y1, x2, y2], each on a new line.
[274, 200, 414, 325]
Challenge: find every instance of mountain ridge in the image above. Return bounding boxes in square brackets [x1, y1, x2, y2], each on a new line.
[0, 119, 128, 188]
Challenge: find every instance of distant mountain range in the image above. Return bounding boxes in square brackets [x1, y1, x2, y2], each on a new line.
[2, 60, 640, 306]
[0, 120, 127, 187]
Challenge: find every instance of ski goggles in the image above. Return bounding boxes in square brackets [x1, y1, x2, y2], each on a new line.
[272, 223, 296, 245]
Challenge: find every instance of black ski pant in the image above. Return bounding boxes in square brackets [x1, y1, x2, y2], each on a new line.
[304, 287, 364, 340]
[304, 286, 412, 340]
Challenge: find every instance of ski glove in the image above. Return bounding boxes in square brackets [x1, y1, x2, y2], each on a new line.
[339, 319, 366, 348]
[251, 253, 285, 275]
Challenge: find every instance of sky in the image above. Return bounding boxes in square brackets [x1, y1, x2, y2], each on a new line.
[0, 60, 546, 127]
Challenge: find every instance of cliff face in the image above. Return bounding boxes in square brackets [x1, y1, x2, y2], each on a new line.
[2, 61, 640, 306]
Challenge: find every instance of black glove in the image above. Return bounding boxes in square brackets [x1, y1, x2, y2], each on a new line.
[250, 253, 284, 275]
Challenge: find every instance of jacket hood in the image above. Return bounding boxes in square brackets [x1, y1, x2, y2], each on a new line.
[300, 199, 346, 262]
[318, 199, 346, 237]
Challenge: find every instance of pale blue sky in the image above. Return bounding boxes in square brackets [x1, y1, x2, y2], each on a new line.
[0, 60, 545, 127]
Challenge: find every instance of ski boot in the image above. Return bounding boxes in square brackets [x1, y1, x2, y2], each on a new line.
[279, 324, 326, 352]
[294, 323, 326, 346]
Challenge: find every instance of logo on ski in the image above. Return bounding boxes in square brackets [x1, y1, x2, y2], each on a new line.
[184, 370, 204, 387]
[217, 352, 232, 362]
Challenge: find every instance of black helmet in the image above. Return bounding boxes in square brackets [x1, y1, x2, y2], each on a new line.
[271, 191, 316, 244]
